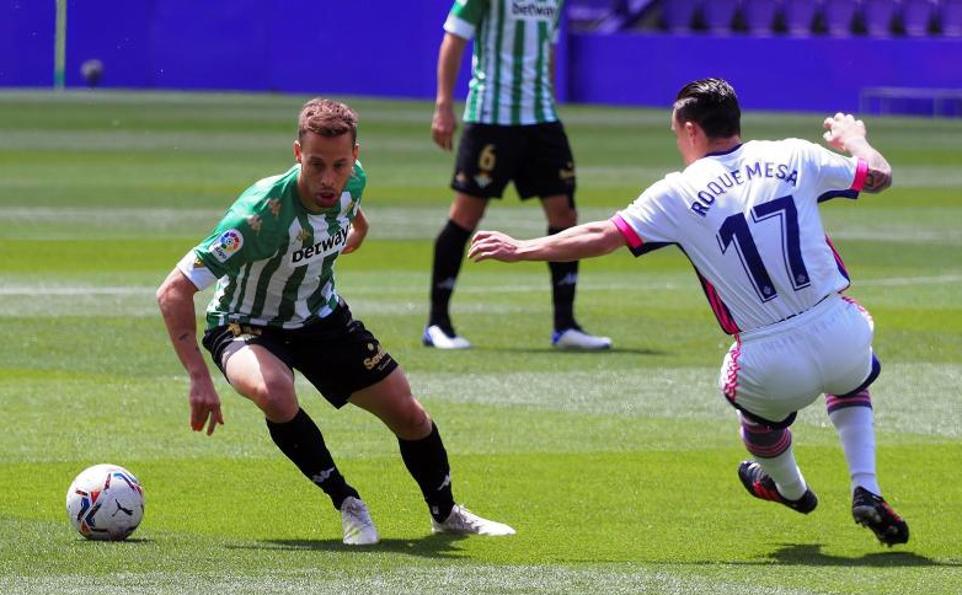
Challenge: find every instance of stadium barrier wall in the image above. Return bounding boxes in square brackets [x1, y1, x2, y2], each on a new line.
[2, 1, 961, 114]
[567, 33, 962, 113]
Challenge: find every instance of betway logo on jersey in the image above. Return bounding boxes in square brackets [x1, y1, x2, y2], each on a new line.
[291, 228, 349, 264]
[512, 0, 557, 19]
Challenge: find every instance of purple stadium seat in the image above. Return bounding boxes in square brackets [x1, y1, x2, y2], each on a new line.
[944, 0, 962, 36]
[743, 0, 779, 35]
[824, 0, 858, 36]
[703, 0, 738, 33]
[862, 0, 897, 36]
[664, 0, 701, 33]
[902, 0, 935, 36]
[784, 0, 817, 35]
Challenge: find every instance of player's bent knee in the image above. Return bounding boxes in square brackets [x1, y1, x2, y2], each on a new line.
[239, 376, 298, 420]
[394, 399, 432, 440]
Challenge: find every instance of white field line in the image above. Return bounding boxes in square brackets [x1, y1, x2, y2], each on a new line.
[3, 206, 961, 245]
[1, 273, 959, 297]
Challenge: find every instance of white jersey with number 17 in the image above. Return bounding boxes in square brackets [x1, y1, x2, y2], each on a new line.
[612, 139, 868, 335]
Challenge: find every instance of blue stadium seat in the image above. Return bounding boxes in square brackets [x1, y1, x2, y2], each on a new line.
[862, 0, 897, 36]
[784, 0, 817, 35]
[743, 0, 779, 35]
[663, 0, 701, 33]
[703, 0, 739, 33]
[902, 0, 935, 36]
[944, 0, 962, 36]
[568, 0, 621, 24]
[824, 0, 858, 36]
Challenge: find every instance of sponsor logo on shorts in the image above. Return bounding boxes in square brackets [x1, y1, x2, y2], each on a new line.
[363, 343, 389, 371]
[211, 229, 244, 262]
[474, 173, 492, 188]
[227, 322, 261, 338]
[559, 161, 575, 183]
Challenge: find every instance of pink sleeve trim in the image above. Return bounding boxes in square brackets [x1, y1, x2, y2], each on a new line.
[610, 214, 643, 249]
[851, 158, 869, 191]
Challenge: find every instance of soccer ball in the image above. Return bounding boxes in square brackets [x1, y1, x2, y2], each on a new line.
[65, 464, 144, 541]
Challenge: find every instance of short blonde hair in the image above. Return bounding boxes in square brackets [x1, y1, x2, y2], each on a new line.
[297, 98, 358, 143]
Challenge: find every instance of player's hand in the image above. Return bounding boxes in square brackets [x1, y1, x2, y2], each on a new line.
[468, 230, 524, 262]
[188, 378, 224, 436]
[822, 112, 867, 153]
[432, 102, 457, 151]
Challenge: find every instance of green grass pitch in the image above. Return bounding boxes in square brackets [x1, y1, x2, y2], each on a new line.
[0, 91, 960, 593]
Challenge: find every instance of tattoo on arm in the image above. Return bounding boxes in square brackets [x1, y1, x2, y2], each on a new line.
[863, 154, 892, 193]
[864, 170, 889, 192]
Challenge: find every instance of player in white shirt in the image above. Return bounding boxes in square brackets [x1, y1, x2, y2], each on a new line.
[468, 79, 908, 546]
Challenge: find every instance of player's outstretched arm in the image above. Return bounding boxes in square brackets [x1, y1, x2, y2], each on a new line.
[156, 268, 224, 436]
[432, 33, 468, 151]
[822, 112, 892, 193]
[469, 220, 624, 263]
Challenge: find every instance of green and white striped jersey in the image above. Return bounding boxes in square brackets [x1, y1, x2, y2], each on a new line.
[189, 163, 364, 330]
[445, 0, 564, 125]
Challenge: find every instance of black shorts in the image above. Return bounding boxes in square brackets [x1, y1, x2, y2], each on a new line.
[451, 121, 576, 201]
[201, 301, 399, 409]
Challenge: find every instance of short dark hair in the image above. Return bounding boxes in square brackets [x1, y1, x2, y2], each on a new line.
[673, 78, 741, 139]
[298, 98, 358, 143]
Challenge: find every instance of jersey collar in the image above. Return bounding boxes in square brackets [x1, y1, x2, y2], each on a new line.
[704, 143, 743, 158]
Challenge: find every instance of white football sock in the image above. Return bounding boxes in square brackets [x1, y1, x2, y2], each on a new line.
[755, 448, 808, 501]
[829, 405, 881, 495]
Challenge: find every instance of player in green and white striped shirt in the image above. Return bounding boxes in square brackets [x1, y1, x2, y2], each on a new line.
[426, 0, 612, 350]
[158, 98, 514, 545]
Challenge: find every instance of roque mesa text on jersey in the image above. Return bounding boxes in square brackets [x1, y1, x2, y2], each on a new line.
[690, 160, 799, 217]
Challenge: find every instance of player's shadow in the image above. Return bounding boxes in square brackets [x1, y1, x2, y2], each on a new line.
[476, 346, 668, 356]
[226, 534, 468, 559]
[759, 543, 955, 567]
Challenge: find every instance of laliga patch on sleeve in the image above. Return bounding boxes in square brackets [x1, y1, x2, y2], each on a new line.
[211, 229, 244, 263]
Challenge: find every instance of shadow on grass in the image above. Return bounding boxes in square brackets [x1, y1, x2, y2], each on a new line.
[226, 534, 469, 559]
[473, 346, 669, 356]
[71, 537, 152, 545]
[760, 544, 957, 567]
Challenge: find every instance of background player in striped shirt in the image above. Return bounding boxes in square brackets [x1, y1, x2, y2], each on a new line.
[425, 0, 611, 350]
[157, 98, 514, 545]
[468, 79, 909, 546]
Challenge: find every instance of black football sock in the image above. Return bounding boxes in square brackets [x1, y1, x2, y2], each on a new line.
[547, 226, 579, 331]
[398, 422, 456, 522]
[266, 408, 359, 510]
[429, 219, 473, 332]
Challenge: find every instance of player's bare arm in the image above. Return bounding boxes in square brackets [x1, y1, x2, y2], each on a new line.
[432, 32, 468, 151]
[341, 207, 369, 254]
[469, 220, 624, 263]
[822, 112, 892, 193]
[156, 267, 225, 436]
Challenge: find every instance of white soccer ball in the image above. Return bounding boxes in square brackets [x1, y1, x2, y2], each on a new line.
[65, 464, 145, 541]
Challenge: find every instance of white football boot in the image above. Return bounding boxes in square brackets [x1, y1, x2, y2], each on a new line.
[551, 328, 613, 350]
[340, 496, 379, 545]
[431, 504, 516, 536]
[423, 325, 472, 349]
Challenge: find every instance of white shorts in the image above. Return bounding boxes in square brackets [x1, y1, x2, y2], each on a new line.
[718, 293, 877, 425]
